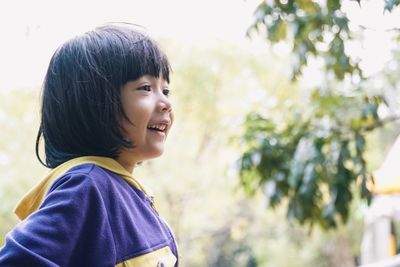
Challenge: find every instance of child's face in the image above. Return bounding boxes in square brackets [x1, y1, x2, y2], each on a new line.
[117, 75, 173, 170]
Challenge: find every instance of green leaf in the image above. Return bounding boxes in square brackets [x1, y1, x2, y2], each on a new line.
[327, 0, 341, 12]
[384, 0, 400, 12]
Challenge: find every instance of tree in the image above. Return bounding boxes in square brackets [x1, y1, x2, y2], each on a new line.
[238, 0, 400, 229]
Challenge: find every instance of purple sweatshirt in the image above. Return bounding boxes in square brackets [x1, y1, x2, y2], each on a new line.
[0, 163, 179, 266]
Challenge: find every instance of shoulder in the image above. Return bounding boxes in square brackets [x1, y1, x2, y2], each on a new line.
[48, 163, 120, 195]
[0, 163, 118, 266]
[44, 163, 132, 213]
[35, 163, 118, 243]
[38, 163, 119, 217]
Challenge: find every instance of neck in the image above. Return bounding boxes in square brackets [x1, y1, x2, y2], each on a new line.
[116, 151, 141, 174]
[115, 156, 136, 173]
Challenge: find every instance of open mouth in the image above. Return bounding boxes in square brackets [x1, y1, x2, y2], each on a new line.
[147, 123, 167, 133]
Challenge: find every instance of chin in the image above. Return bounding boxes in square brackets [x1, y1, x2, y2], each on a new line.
[146, 147, 164, 160]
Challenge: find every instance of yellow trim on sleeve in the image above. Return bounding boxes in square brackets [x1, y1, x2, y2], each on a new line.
[14, 156, 153, 220]
[115, 246, 177, 267]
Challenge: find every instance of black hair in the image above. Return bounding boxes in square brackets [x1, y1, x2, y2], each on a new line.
[36, 24, 171, 168]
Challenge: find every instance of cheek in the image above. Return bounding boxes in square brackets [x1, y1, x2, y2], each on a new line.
[123, 109, 154, 140]
[124, 101, 152, 123]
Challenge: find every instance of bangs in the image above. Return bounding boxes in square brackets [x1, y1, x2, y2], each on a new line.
[124, 38, 171, 83]
[92, 25, 171, 85]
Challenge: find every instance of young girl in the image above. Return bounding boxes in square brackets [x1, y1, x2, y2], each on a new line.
[0, 24, 179, 267]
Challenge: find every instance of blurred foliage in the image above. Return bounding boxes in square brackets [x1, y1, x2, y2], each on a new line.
[248, 0, 360, 81]
[239, 0, 400, 229]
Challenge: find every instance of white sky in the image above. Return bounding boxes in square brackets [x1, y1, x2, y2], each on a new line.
[344, 0, 400, 75]
[0, 0, 259, 90]
[0, 0, 399, 90]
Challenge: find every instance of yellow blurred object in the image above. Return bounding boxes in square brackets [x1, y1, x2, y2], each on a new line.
[390, 234, 397, 256]
[371, 135, 400, 195]
[361, 136, 400, 264]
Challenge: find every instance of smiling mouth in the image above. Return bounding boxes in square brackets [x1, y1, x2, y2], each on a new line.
[147, 123, 167, 133]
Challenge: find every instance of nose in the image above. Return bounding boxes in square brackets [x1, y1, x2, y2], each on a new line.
[157, 94, 172, 113]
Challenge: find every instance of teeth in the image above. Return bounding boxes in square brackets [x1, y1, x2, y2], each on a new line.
[148, 123, 167, 131]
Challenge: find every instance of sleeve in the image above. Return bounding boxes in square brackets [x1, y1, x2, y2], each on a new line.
[0, 172, 117, 267]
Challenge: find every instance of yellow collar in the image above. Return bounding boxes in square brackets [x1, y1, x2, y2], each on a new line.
[15, 156, 152, 220]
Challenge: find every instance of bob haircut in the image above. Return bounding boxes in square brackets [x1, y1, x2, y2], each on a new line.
[36, 24, 171, 168]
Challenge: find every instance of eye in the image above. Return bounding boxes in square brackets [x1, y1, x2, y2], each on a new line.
[162, 88, 170, 97]
[137, 85, 151, 92]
